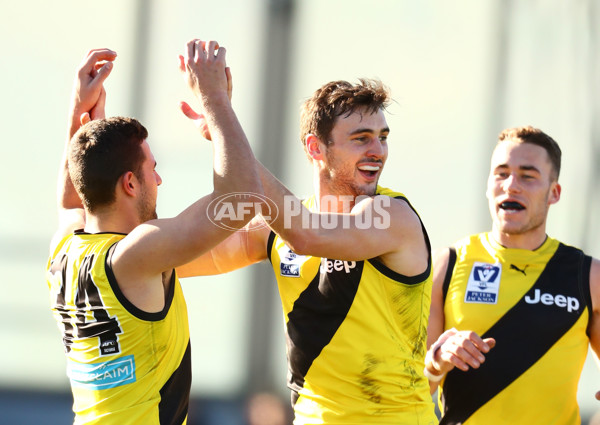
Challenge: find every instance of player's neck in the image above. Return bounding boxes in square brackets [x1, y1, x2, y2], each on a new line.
[491, 226, 548, 251]
[84, 208, 140, 235]
[313, 186, 356, 213]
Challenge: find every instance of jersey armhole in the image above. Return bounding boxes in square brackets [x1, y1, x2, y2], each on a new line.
[442, 247, 457, 304]
[105, 242, 174, 321]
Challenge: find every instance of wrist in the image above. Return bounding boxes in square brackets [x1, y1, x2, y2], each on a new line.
[423, 364, 445, 382]
[423, 340, 446, 382]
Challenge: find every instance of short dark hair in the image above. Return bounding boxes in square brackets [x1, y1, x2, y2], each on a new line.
[498, 126, 562, 180]
[300, 78, 391, 148]
[68, 116, 148, 212]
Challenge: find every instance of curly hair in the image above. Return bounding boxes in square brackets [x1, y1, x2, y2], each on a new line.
[300, 78, 391, 149]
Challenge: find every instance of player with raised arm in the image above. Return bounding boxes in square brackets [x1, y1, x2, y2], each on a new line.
[46, 39, 262, 425]
[179, 78, 438, 424]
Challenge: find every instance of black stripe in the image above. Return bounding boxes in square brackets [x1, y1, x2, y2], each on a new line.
[442, 247, 457, 303]
[74, 230, 128, 236]
[159, 341, 192, 425]
[266, 230, 276, 265]
[286, 260, 364, 398]
[440, 244, 586, 425]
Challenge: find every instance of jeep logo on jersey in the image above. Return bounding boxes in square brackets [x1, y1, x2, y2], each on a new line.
[207, 192, 278, 231]
[320, 259, 357, 274]
[464, 262, 502, 304]
[524, 289, 580, 313]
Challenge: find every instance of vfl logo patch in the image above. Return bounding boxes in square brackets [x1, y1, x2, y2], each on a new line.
[67, 355, 136, 390]
[279, 247, 305, 277]
[464, 262, 501, 304]
[280, 263, 300, 277]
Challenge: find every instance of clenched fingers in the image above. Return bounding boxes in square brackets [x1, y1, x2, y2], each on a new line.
[78, 49, 116, 79]
[439, 331, 495, 372]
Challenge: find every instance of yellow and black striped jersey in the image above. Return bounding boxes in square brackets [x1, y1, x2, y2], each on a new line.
[439, 233, 592, 425]
[268, 187, 437, 425]
[46, 231, 191, 425]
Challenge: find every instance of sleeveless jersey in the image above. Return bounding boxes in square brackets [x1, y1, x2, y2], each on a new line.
[439, 233, 592, 425]
[46, 231, 191, 425]
[267, 187, 437, 425]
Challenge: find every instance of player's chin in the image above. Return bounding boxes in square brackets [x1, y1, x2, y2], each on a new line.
[354, 183, 377, 197]
[497, 222, 527, 235]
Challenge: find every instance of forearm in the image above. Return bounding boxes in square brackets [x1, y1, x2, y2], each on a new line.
[58, 108, 85, 212]
[205, 95, 261, 196]
[59, 50, 114, 212]
[255, 160, 312, 252]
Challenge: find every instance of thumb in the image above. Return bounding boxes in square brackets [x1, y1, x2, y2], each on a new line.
[178, 55, 186, 73]
[79, 112, 91, 126]
[180, 101, 212, 140]
[225, 67, 233, 101]
[483, 338, 496, 349]
[94, 61, 114, 86]
[180, 101, 202, 120]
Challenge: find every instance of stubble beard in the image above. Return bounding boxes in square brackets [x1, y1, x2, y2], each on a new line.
[323, 153, 378, 198]
[138, 186, 158, 222]
[495, 200, 549, 237]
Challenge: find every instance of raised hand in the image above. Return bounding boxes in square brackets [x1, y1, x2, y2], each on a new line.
[179, 55, 232, 141]
[69, 48, 116, 137]
[178, 40, 228, 108]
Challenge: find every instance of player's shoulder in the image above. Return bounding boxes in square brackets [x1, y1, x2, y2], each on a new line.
[375, 185, 406, 200]
[374, 186, 417, 215]
[450, 233, 489, 255]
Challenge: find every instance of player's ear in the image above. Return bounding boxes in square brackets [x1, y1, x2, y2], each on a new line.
[120, 171, 138, 197]
[548, 181, 561, 205]
[305, 134, 325, 161]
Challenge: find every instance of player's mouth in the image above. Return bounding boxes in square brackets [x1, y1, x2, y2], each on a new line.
[499, 200, 525, 212]
[357, 163, 382, 181]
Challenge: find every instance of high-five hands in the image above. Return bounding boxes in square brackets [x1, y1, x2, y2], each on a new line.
[178, 39, 232, 140]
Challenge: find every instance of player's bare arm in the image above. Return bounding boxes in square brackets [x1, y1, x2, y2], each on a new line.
[254, 161, 428, 275]
[586, 258, 600, 400]
[176, 217, 271, 277]
[175, 66, 269, 278]
[425, 247, 496, 392]
[111, 39, 262, 308]
[51, 49, 117, 253]
[427, 247, 450, 355]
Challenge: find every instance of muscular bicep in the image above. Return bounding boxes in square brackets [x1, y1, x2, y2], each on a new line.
[283, 197, 426, 264]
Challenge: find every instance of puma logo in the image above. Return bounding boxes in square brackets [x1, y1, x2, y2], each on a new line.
[510, 264, 529, 276]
